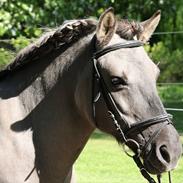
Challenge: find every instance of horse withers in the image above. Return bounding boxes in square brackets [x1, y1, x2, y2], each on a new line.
[0, 8, 181, 183]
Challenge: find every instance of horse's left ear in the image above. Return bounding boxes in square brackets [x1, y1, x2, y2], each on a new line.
[96, 7, 117, 48]
[137, 10, 161, 42]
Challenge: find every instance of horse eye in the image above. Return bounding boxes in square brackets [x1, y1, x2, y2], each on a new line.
[111, 76, 127, 86]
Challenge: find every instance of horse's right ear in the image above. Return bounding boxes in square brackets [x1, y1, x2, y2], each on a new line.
[96, 7, 117, 48]
[138, 10, 161, 42]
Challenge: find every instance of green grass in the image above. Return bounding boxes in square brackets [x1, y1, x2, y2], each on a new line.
[75, 132, 183, 183]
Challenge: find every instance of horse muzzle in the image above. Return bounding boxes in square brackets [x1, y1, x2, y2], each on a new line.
[143, 125, 182, 175]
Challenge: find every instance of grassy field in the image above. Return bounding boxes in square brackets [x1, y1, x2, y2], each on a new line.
[75, 132, 183, 183]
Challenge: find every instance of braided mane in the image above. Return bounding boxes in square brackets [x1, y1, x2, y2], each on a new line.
[0, 18, 142, 79]
[0, 19, 97, 78]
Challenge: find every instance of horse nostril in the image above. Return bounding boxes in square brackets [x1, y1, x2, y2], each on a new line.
[159, 145, 170, 163]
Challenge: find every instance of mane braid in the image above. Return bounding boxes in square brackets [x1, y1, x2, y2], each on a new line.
[0, 18, 142, 80]
[0, 19, 97, 79]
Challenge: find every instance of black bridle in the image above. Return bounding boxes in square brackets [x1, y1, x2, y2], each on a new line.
[92, 40, 173, 183]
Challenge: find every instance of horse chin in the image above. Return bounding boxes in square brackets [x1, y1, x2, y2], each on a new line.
[143, 159, 167, 175]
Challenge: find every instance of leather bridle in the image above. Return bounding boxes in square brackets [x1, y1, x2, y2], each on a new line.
[92, 39, 173, 183]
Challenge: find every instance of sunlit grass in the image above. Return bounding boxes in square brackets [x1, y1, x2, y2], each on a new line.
[75, 132, 183, 183]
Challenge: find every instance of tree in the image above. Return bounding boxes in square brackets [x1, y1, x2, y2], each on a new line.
[1, 0, 183, 81]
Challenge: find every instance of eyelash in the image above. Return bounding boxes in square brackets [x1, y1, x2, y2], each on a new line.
[111, 76, 128, 87]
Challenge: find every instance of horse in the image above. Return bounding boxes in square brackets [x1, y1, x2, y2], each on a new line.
[0, 7, 181, 183]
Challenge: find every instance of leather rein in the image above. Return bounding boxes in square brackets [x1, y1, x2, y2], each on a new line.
[92, 39, 173, 183]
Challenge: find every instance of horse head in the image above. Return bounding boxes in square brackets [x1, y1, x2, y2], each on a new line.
[92, 8, 182, 176]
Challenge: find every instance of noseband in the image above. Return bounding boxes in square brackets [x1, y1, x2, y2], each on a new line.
[92, 39, 173, 183]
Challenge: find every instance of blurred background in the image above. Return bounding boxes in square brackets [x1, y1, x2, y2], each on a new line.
[0, 0, 183, 182]
[0, 0, 183, 83]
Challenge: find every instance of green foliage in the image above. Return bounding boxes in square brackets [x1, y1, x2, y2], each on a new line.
[0, 48, 14, 69]
[10, 36, 31, 51]
[146, 42, 183, 82]
[0, 0, 182, 41]
[0, 37, 31, 69]
[162, 49, 183, 82]
[0, 0, 183, 82]
[158, 85, 183, 102]
[0, 1, 45, 38]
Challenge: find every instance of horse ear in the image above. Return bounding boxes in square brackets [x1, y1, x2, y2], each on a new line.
[137, 10, 161, 42]
[96, 7, 117, 47]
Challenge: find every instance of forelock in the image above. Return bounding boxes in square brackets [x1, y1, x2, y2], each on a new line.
[116, 19, 143, 40]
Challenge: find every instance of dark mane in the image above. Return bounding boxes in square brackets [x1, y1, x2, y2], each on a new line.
[0, 19, 97, 79]
[0, 18, 142, 80]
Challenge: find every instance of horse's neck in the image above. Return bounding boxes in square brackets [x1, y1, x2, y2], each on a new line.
[4, 34, 95, 182]
[35, 36, 95, 183]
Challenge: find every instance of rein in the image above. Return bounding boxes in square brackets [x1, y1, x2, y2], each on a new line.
[92, 40, 173, 183]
